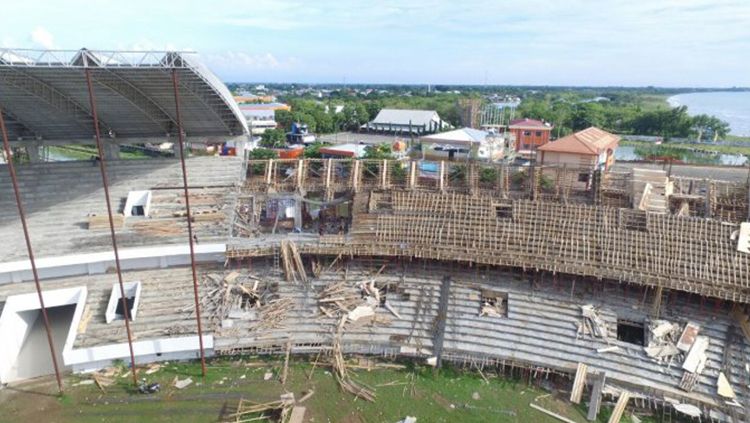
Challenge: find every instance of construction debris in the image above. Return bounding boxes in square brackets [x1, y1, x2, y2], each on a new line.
[280, 240, 307, 283]
[682, 336, 709, 374]
[673, 403, 702, 418]
[717, 372, 736, 399]
[608, 391, 631, 423]
[288, 406, 306, 423]
[479, 290, 507, 317]
[579, 305, 607, 339]
[173, 377, 193, 389]
[201, 271, 291, 332]
[569, 362, 588, 404]
[676, 322, 700, 352]
[318, 278, 397, 325]
[298, 390, 315, 403]
[332, 316, 377, 401]
[644, 319, 682, 364]
[226, 396, 293, 423]
[529, 402, 578, 423]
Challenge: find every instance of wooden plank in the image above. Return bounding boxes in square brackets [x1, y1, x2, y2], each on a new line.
[569, 362, 588, 404]
[586, 372, 606, 421]
[607, 392, 630, 423]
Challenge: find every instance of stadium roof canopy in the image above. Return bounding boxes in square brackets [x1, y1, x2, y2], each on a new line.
[0, 48, 247, 144]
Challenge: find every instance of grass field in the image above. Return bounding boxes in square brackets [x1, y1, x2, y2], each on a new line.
[0, 357, 653, 423]
[621, 139, 750, 156]
[48, 145, 150, 161]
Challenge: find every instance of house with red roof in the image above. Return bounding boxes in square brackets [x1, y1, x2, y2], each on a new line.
[508, 118, 553, 155]
[537, 127, 620, 173]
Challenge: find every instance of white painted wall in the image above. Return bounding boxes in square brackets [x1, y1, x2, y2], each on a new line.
[123, 190, 152, 217]
[0, 286, 87, 384]
[65, 335, 214, 373]
[105, 281, 142, 324]
[0, 243, 225, 284]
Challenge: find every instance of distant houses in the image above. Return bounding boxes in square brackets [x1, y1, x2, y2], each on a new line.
[508, 118, 553, 156]
[420, 128, 506, 162]
[363, 109, 451, 135]
[538, 127, 620, 172]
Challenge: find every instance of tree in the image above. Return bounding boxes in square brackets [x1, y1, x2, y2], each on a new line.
[303, 142, 331, 158]
[363, 144, 393, 160]
[259, 128, 286, 148]
[691, 114, 729, 142]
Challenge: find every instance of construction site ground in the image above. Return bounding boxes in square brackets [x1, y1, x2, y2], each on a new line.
[0, 357, 649, 423]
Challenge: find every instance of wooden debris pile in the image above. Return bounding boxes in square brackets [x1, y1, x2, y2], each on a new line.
[643, 320, 682, 363]
[201, 271, 283, 330]
[332, 316, 377, 402]
[224, 396, 294, 423]
[317, 279, 399, 324]
[233, 197, 259, 238]
[252, 298, 295, 332]
[280, 240, 307, 284]
[317, 280, 362, 317]
[479, 290, 507, 317]
[578, 305, 608, 339]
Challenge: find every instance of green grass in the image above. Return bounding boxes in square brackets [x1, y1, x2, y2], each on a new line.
[621, 139, 750, 156]
[48, 145, 150, 160]
[0, 357, 657, 423]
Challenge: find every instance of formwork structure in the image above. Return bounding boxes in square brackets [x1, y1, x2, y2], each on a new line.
[223, 158, 750, 421]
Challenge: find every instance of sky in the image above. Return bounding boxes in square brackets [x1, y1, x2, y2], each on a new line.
[1, 0, 749, 87]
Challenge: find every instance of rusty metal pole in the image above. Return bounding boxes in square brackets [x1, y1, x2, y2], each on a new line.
[0, 110, 64, 395]
[83, 68, 138, 386]
[171, 68, 207, 377]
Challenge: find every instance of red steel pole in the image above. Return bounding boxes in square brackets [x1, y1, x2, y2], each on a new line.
[84, 68, 138, 386]
[0, 110, 64, 395]
[171, 68, 207, 377]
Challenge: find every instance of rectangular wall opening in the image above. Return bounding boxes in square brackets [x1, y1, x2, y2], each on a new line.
[14, 305, 76, 381]
[479, 290, 508, 317]
[106, 281, 141, 324]
[0, 286, 87, 384]
[123, 190, 152, 217]
[617, 319, 645, 345]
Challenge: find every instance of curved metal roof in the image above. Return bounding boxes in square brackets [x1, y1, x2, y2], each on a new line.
[0, 48, 248, 142]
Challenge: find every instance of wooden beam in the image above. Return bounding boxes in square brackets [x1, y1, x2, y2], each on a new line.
[607, 392, 630, 423]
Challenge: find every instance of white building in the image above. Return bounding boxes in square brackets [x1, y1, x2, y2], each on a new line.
[420, 128, 505, 162]
[242, 109, 277, 136]
[364, 109, 451, 134]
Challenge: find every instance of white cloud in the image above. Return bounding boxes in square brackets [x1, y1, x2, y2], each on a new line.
[30, 26, 55, 49]
[205, 51, 292, 69]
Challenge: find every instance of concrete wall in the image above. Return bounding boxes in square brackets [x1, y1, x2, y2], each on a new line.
[65, 335, 214, 374]
[0, 243, 225, 284]
[540, 151, 596, 169]
[0, 286, 87, 384]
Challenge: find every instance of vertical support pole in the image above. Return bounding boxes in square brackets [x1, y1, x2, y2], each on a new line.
[296, 159, 304, 192]
[171, 69, 207, 378]
[409, 161, 417, 189]
[439, 161, 445, 192]
[352, 159, 360, 192]
[265, 159, 274, 185]
[381, 159, 388, 189]
[84, 68, 138, 387]
[0, 111, 64, 395]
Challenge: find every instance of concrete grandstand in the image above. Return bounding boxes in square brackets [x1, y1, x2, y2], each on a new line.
[1, 50, 750, 423]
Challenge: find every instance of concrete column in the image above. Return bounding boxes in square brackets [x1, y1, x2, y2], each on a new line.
[103, 142, 120, 161]
[25, 143, 43, 163]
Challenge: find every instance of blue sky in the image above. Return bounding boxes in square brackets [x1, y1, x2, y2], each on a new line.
[1, 0, 749, 87]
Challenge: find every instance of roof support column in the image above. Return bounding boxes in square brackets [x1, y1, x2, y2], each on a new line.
[84, 68, 138, 387]
[171, 69, 207, 378]
[0, 110, 64, 395]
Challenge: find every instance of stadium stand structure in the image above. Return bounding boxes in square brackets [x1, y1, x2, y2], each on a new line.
[2, 52, 750, 421]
